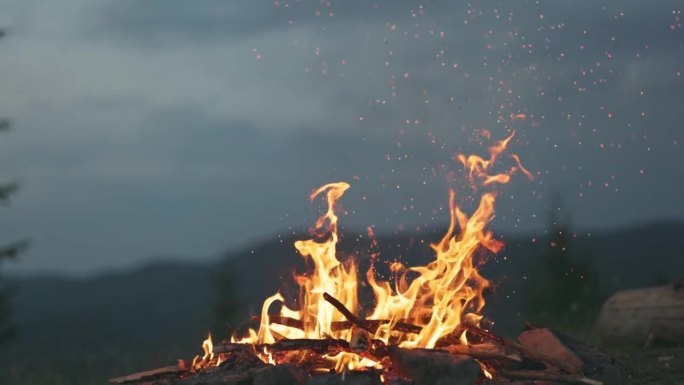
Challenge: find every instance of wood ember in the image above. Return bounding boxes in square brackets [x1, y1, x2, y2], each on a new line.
[305, 372, 383, 385]
[262, 315, 422, 334]
[266, 338, 352, 355]
[442, 342, 522, 364]
[319, 292, 427, 337]
[213, 339, 350, 355]
[388, 347, 480, 385]
[214, 338, 386, 366]
[349, 327, 372, 353]
[211, 346, 268, 376]
[322, 292, 377, 334]
[117, 348, 266, 385]
[252, 364, 307, 385]
[112, 318, 616, 385]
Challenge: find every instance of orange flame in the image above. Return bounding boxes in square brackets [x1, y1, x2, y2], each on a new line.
[227, 132, 530, 371]
[191, 333, 216, 370]
[510, 113, 527, 121]
[202, 334, 214, 362]
[456, 131, 534, 187]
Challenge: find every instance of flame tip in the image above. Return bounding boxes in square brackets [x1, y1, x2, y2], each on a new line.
[217, 132, 529, 372]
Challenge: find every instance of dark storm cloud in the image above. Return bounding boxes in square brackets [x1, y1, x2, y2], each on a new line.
[81, 0, 423, 48]
[0, 100, 454, 275]
[79, 0, 684, 137]
[82, 0, 281, 46]
[1, 0, 682, 275]
[83, 0, 682, 52]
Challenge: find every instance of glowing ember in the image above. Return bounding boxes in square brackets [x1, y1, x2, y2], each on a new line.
[216, 132, 532, 372]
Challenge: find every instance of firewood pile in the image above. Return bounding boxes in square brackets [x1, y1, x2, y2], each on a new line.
[110, 293, 625, 385]
[110, 150, 627, 385]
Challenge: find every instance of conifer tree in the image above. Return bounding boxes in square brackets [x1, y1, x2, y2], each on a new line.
[211, 267, 242, 339]
[0, 30, 28, 343]
[524, 192, 600, 331]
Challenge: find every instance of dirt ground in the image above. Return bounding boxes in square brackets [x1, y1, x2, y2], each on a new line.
[610, 345, 684, 385]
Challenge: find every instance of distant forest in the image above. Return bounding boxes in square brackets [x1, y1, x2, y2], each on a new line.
[1, 221, 682, 384]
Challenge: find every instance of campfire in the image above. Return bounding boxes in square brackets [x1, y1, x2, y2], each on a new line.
[111, 133, 621, 385]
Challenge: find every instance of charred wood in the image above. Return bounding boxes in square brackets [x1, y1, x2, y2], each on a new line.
[252, 364, 307, 385]
[305, 371, 383, 385]
[442, 342, 522, 363]
[260, 315, 422, 334]
[462, 324, 579, 374]
[109, 366, 189, 384]
[388, 347, 480, 385]
[322, 292, 376, 334]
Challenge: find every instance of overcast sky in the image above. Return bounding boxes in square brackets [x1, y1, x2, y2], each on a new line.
[0, 0, 682, 276]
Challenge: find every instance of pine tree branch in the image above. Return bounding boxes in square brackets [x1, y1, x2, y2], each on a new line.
[0, 289, 16, 343]
[0, 240, 29, 261]
[0, 182, 19, 203]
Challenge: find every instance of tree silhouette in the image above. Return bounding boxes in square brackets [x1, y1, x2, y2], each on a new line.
[0, 122, 27, 343]
[0, 30, 28, 343]
[524, 192, 600, 332]
[211, 267, 242, 339]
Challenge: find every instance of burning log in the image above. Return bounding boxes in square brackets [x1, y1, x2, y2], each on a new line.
[213, 340, 522, 366]
[322, 292, 375, 334]
[213, 339, 350, 355]
[596, 280, 684, 346]
[260, 315, 422, 334]
[338, 320, 422, 335]
[388, 347, 481, 385]
[442, 342, 522, 363]
[112, 324, 619, 385]
[265, 338, 351, 355]
[306, 372, 383, 385]
[214, 338, 387, 365]
[110, 167, 621, 385]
